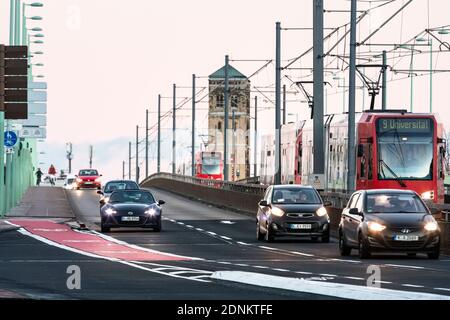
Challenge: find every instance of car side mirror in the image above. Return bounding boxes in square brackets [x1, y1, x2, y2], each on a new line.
[349, 208, 363, 216]
[97, 190, 104, 195]
[100, 174, 103, 177]
[259, 200, 269, 207]
[158, 200, 166, 206]
[75, 175, 78, 178]
[323, 201, 332, 207]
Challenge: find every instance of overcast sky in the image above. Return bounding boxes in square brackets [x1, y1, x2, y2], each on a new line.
[1, 0, 449, 180]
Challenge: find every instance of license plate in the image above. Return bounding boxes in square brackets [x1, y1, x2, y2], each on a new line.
[289, 224, 312, 230]
[121, 217, 140, 222]
[394, 235, 419, 241]
[84, 182, 93, 185]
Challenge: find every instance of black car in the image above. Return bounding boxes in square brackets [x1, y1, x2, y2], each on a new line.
[256, 185, 331, 242]
[339, 189, 440, 259]
[100, 190, 165, 233]
[97, 180, 140, 208]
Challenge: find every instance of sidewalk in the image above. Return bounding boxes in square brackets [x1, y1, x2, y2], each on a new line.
[5, 187, 75, 219]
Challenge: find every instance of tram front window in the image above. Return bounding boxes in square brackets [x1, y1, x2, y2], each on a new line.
[377, 118, 434, 180]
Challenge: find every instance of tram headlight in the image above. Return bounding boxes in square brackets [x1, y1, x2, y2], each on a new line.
[421, 191, 435, 200]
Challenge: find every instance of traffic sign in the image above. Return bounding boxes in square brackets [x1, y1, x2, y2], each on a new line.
[4, 131, 18, 148]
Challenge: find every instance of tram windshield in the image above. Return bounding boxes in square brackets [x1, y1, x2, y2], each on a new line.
[376, 118, 434, 180]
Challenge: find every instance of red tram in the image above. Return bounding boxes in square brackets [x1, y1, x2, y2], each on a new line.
[195, 151, 224, 180]
[261, 110, 446, 204]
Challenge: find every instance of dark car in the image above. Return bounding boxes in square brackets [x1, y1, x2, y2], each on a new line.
[75, 169, 102, 190]
[256, 185, 331, 243]
[100, 190, 165, 233]
[97, 180, 140, 208]
[339, 189, 441, 259]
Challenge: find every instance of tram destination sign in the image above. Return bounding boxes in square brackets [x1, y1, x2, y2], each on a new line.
[377, 118, 432, 133]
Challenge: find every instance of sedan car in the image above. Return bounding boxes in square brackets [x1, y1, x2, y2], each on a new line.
[339, 189, 440, 259]
[97, 180, 140, 208]
[256, 185, 331, 242]
[75, 169, 102, 190]
[100, 189, 165, 233]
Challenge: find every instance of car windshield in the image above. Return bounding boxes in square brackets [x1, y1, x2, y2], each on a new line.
[109, 191, 155, 204]
[202, 156, 221, 175]
[79, 170, 98, 176]
[366, 193, 428, 214]
[272, 188, 321, 204]
[105, 181, 139, 193]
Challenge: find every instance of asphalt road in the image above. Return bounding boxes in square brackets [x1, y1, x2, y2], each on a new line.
[1, 187, 450, 300]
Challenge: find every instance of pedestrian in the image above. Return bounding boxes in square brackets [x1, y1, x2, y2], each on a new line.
[35, 168, 43, 186]
[48, 164, 57, 186]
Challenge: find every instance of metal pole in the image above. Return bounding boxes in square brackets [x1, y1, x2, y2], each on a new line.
[347, 0, 357, 193]
[128, 142, 132, 180]
[282, 84, 287, 125]
[275, 22, 282, 185]
[172, 84, 176, 175]
[232, 109, 236, 181]
[224, 55, 229, 181]
[10, 0, 15, 44]
[382, 50, 387, 110]
[429, 39, 433, 113]
[254, 96, 258, 178]
[157, 94, 161, 173]
[136, 125, 139, 183]
[192, 74, 196, 176]
[409, 49, 414, 112]
[89, 145, 93, 169]
[15, 0, 21, 45]
[122, 161, 125, 180]
[313, 0, 325, 179]
[145, 109, 149, 179]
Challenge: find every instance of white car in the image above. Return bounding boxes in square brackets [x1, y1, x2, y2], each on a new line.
[63, 175, 77, 190]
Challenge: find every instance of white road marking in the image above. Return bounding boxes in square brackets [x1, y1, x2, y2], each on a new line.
[374, 280, 393, 284]
[185, 225, 194, 228]
[235, 264, 250, 267]
[236, 242, 250, 246]
[207, 232, 217, 236]
[289, 251, 315, 257]
[344, 276, 364, 281]
[273, 268, 290, 272]
[253, 266, 270, 269]
[258, 246, 278, 251]
[220, 221, 236, 225]
[435, 288, 450, 292]
[196, 228, 204, 231]
[385, 264, 425, 270]
[220, 236, 233, 241]
[296, 271, 313, 275]
[320, 274, 337, 277]
[402, 284, 425, 288]
[211, 271, 450, 300]
[217, 261, 232, 265]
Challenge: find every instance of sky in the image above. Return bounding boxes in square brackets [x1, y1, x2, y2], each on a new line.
[1, 0, 450, 181]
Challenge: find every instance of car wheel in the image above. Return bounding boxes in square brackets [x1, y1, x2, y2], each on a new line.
[101, 223, 110, 233]
[428, 245, 440, 260]
[265, 223, 275, 243]
[321, 229, 330, 243]
[339, 231, 352, 256]
[358, 234, 371, 259]
[256, 221, 264, 241]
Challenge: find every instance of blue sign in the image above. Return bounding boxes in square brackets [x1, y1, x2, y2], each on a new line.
[4, 131, 18, 148]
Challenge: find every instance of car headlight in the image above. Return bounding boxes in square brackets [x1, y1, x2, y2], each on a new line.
[271, 207, 285, 217]
[145, 208, 157, 216]
[95, 177, 102, 183]
[105, 208, 117, 215]
[421, 191, 435, 200]
[316, 207, 328, 217]
[76, 178, 83, 183]
[424, 221, 438, 232]
[368, 221, 386, 232]
[103, 197, 110, 204]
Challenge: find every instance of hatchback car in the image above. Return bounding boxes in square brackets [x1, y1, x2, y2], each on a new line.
[97, 180, 140, 208]
[75, 169, 102, 190]
[100, 189, 165, 233]
[256, 185, 331, 242]
[339, 189, 440, 259]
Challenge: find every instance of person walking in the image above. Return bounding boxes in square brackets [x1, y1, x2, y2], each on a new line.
[35, 168, 43, 186]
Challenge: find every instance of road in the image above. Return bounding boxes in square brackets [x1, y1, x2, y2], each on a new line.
[1, 187, 450, 300]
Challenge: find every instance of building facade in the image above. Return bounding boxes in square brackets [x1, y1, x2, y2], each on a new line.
[208, 65, 251, 181]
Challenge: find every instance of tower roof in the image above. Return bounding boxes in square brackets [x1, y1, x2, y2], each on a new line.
[209, 64, 247, 79]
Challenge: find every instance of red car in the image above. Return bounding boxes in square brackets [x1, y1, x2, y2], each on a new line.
[75, 169, 102, 190]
